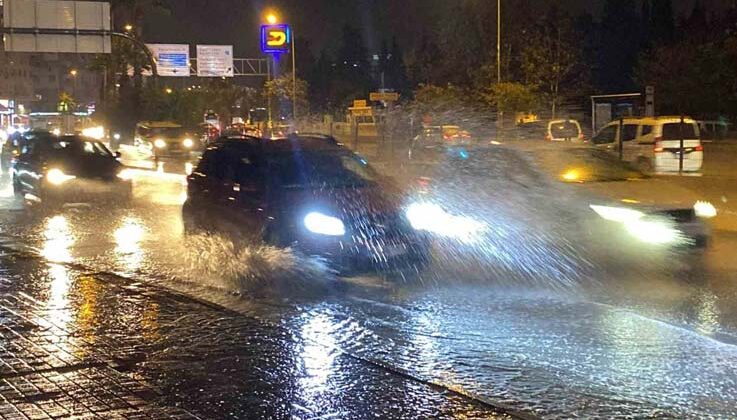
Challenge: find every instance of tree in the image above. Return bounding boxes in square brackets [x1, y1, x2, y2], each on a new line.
[599, 0, 641, 92]
[263, 73, 309, 119]
[520, 7, 588, 118]
[485, 82, 538, 115]
[651, 0, 675, 44]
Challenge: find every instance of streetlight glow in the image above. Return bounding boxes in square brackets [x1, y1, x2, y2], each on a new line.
[69, 69, 78, 77]
[266, 13, 278, 24]
[124, 24, 133, 32]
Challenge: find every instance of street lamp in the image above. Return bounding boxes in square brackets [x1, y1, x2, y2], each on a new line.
[165, 88, 173, 94]
[124, 24, 133, 32]
[69, 69, 78, 104]
[262, 10, 297, 125]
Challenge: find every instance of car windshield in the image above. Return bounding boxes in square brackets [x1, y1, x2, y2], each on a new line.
[144, 127, 185, 137]
[662, 122, 699, 140]
[550, 121, 580, 138]
[50, 137, 113, 157]
[533, 148, 646, 182]
[267, 151, 378, 188]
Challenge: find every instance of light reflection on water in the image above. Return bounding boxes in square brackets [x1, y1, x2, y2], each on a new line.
[114, 216, 146, 274]
[298, 312, 338, 405]
[42, 215, 74, 263]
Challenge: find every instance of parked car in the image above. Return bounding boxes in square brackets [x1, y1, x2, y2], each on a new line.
[592, 116, 703, 173]
[516, 119, 585, 142]
[182, 135, 430, 274]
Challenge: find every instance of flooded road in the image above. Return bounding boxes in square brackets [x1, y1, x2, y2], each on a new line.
[1, 152, 737, 419]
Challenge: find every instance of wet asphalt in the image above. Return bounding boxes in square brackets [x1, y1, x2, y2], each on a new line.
[1, 148, 737, 419]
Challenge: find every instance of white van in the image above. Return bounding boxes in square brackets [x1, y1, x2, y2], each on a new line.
[591, 116, 703, 173]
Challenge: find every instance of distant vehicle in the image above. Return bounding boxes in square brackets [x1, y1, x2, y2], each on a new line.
[530, 145, 710, 248]
[182, 135, 430, 274]
[197, 123, 221, 144]
[516, 119, 585, 142]
[134, 121, 202, 159]
[12, 134, 132, 204]
[592, 116, 703, 173]
[408, 125, 473, 160]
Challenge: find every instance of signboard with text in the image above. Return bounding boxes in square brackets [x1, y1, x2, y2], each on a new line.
[260, 24, 291, 54]
[3, 0, 111, 53]
[196, 45, 234, 77]
[370, 92, 400, 102]
[146, 44, 190, 77]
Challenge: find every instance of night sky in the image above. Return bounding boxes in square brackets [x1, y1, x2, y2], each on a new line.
[143, 0, 733, 59]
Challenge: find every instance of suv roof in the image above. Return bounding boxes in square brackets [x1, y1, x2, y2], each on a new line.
[615, 116, 697, 124]
[214, 135, 343, 153]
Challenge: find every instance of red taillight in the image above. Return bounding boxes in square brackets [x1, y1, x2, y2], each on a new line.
[694, 144, 704, 152]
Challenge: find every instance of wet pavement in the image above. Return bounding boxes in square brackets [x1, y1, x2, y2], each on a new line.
[0, 146, 737, 419]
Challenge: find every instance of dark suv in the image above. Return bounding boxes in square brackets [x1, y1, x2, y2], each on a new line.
[182, 135, 429, 273]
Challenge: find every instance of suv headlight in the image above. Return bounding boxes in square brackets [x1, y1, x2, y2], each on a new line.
[154, 139, 167, 149]
[182, 138, 194, 148]
[304, 212, 345, 236]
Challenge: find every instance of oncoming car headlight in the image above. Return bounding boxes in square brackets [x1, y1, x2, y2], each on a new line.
[117, 168, 134, 181]
[182, 138, 194, 148]
[304, 212, 345, 236]
[46, 168, 76, 185]
[406, 202, 486, 243]
[154, 139, 167, 149]
[590, 205, 683, 245]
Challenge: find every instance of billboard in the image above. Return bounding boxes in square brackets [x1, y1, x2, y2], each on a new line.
[2, 0, 111, 53]
[196, 45, 234, 77]
[260, 24, 291, 54]
[146, 44, 190, 77]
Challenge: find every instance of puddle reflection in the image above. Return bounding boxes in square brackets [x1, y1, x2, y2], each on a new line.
[299, 313, 338, 396]
[42, 215, 74, 262]
[114, 217, 146, 274]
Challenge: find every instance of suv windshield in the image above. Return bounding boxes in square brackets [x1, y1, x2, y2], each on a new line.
[267, 151, 377, 189]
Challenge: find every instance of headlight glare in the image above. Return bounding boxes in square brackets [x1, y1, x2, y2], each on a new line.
[182, 138, 194, 148]
[304, 212, 345, 236]
[117, 168, 133, 180]
[154, 139, 167, 149]
[406, 202, 486, 243]
[694, 201, 717, 218]
[46, 168, 75, 185]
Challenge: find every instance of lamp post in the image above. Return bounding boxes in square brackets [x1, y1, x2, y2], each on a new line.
[497, 0, 501, 84]
[264, 12, 297, 126]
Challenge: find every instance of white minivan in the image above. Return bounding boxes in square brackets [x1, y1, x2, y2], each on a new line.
[591, 116, 703, 173]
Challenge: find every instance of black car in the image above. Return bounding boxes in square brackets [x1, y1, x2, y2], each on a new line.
[182, 135, 429, 273]
[12, 134, 132, 203]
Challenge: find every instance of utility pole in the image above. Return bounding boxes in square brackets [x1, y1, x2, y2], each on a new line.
[497, 0, 501, 84]
[292, 29, 297, 126]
